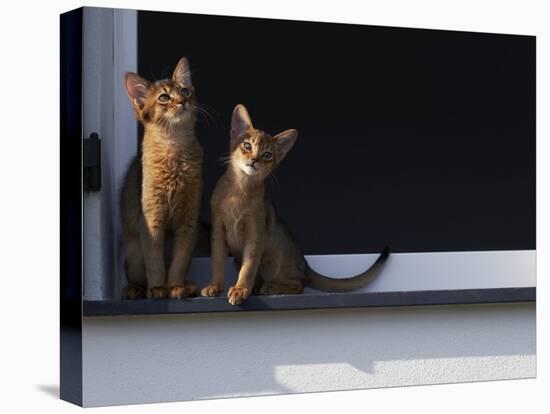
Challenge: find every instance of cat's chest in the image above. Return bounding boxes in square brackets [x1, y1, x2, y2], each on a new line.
[145, 150, 199, 189]
[217, 194, 249, 247]
[220, 194, 250, 226]
[160, 153, 191, 182]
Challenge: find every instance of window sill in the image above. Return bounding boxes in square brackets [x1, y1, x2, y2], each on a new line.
[83, 287, 535, 317]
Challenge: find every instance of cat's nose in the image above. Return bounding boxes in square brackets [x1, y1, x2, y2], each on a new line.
[251, 158, 258, 164]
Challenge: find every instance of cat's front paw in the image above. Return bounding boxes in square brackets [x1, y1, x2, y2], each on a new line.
[201, 284, 222, 297]
[168, 282, 197, 299]
[227, 286, 250, 305]
[148, 286, 167, 299]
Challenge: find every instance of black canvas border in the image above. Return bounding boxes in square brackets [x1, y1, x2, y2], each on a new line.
[60, 7, 83, 407]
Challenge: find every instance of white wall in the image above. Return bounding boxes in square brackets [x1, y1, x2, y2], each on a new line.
[185, 250, 535, 294]
[82, 303, 535, 407]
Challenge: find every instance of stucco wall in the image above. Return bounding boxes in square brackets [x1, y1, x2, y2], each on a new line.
[82, 303, 535, 407]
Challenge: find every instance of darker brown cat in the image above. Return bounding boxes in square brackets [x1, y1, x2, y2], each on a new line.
[121, 57, 203, 300]
[201, 104, 389, 305]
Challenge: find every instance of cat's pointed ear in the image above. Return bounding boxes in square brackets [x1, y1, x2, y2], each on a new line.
[172, 57, 192, 86]
[273, 129, 298, 160]
[125, 72, 150, 110]
[231, 104, 254, 138]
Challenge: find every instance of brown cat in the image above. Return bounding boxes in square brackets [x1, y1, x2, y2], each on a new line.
[201, 104, 389, 305]
[121, 57, 202, 300]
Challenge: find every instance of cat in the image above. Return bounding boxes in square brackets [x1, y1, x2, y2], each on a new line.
[121, 57, 203, 300]
[201, 104, 389, 305]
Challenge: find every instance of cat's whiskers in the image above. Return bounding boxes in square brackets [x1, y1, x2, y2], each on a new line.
[218, 154, 232, 166]
[163, 106, 181, 128]
[197, 102, 220, 116]
[158, 112, 175, 135]
[268, 172, 280, 186]
[195, 103, 219, 127]
[195, 107, 214, 127]
[158, 112, 170, 128]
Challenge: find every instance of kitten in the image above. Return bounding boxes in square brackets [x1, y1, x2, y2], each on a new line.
[201, 104, 389, 305]
[121, 57, 203, 300]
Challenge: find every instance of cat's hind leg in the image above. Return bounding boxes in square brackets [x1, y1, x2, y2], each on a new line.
[252, 274, 264, 295]
[122, 234, 147, 300]
[258, 252, 304, 295]
[259, 279, 304, 295]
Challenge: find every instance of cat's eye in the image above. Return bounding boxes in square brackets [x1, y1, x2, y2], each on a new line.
[180, 87, 192, 98]
[158, 93, 170, 103]
[243, 142, 252, 151]
[262, 152, 273, 160]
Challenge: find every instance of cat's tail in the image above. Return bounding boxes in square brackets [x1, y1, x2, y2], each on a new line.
[305, 246, 390, 292]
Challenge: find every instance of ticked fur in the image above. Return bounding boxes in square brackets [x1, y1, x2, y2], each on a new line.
[121, 57, 203, 300]
[202, 105, 389, 305]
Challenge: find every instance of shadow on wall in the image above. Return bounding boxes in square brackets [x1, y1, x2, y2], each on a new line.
[35, 384, 59, 399]
[82, 304, 535, 406]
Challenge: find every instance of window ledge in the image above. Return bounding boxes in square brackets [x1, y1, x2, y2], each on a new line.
[83, 287, 535, 317]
